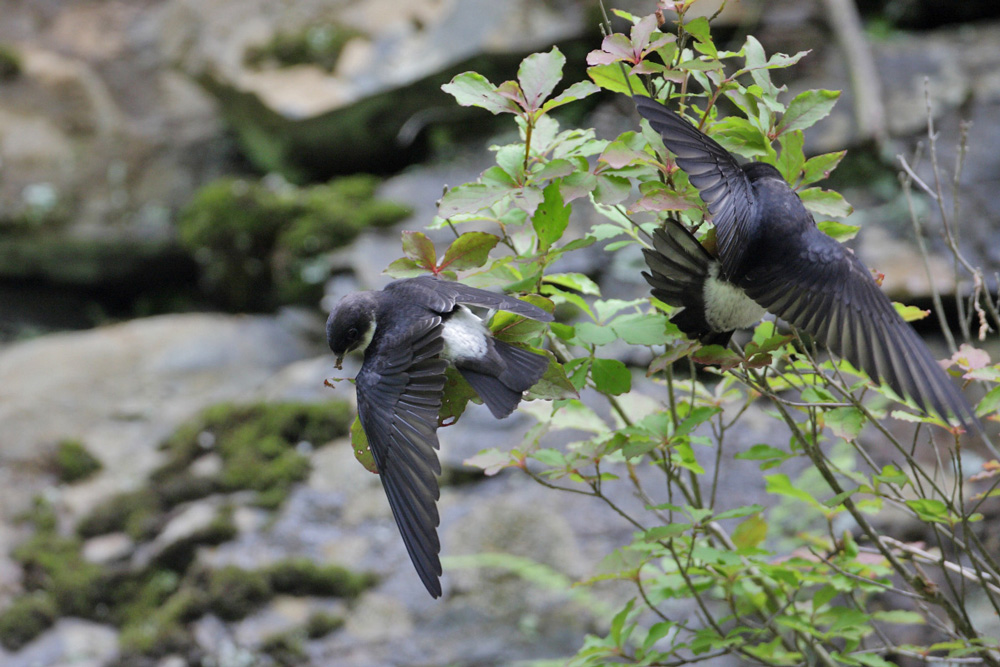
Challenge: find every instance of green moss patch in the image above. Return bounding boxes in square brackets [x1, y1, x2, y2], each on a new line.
[156, 400, 352, 508]
[265, 558, 376, 598]
[305, 610, 344, 638]
[0, 43, 22, 80]
[1, 502, 102, 648]
[244, 23, 364, 72]
[5, 400, 365, 656]
[0, 592, 58, 651]
[52, 439, 102, 483]
[177, 175, 410, 310]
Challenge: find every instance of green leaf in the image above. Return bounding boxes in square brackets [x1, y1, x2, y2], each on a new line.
[611, 313, 681, 345]
[518, 47, 564, 111]
[799, 187, 853, 217]
[714, 504, 765, 521]
[541, 285, 594, 319]
[593, 174, 632, 205]
[643, 524, 691, 540]
[872, 610, 925, 625]
[824, 486, 859, 508]
[541, 80, 600, 113]
[350, 416, 378, 474]
[778, 89, 839, 135]
[817, 220, 860, 242]
[438, 182, 511, 218]
[905, 498, 949, 523]
[525, 353, 579, 401]
[609, 599, 635, 647]
[713, 115, 773, 159]
[683, 17, 712, 46]
[775, 130, 805, 183]
[533, 182, 571, 251]
[735, 444, 789, 461]
[440, 367, 478, 425]
[977, 385, 1000, 417]
[801, 150, 846, 186]
[591, 358, 632, 395]
[401, 231, 437, 269]
[731, 514, 767, 549]
[630, 183, 699, 213]
[575, 322, 617, 345]
[384, 257, 426, 279]
[442, 72, 518, 114]
[438, 232, 500, 271]
[691, 345, 742, 371]
[893, 302, 930, 322]
[587, 64, 644, 95]
[765, 473, 822, 507]
[490, 311, 547, 344]
[825, 407, 865, 440]
[543, 272, 600, 295]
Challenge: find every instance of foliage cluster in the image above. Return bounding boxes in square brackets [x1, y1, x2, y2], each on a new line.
[177, 175, 410, 310]
[369, 5, 1000, 665]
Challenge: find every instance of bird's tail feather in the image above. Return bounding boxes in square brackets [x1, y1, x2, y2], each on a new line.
[459, 340, 548, 419]
[642, 220, 732, 346]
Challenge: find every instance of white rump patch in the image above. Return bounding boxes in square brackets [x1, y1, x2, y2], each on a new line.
[703, 263, 766, 331]
[440, 306, 489, 362]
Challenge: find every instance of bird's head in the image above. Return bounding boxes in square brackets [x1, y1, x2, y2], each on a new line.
[326, 292, 378, 369]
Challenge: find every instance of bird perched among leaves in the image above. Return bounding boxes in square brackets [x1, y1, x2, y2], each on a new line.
[326, 275, 553, 597]
[634, 94, 979, 432]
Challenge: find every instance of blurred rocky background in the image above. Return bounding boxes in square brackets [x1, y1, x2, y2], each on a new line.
[1, 0, 1000, 665]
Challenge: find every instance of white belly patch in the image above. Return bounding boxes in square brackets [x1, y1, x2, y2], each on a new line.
[440, 306, 489, 362]
[703, 263, 766, 331]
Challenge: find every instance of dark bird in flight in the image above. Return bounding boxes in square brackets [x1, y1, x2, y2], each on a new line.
[326, 276, 552, 597]
[634, 95, 979, 431]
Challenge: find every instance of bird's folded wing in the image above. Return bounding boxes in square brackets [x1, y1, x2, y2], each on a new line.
[743, 228, 977, 429]
[356, 317, 448, 597]
[390, 275, 553, 321]
[634, 96, 756, 279]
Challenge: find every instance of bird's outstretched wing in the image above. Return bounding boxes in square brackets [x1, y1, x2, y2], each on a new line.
[389, 275, 554, 321]
[634, 96, 756, 279]
[356, 317, 448, 597]
[743, 227, 979, 431]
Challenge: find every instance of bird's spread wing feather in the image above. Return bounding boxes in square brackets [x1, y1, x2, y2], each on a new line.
[388, 275, 554, 321]
[356, 317, 448, 597]
[634, 96, 756, 279]
[743, 228, 978, 429]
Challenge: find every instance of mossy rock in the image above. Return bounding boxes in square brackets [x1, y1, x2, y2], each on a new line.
[176, 175, 410, 310]
[0, 592, 58, 650]
[117, 585, 203, 657]
[305, 610, 344, 638]
[244, 23, 363, 72]
[155, 400, 352, 508]
[259, 631, 309, 667]
[0, 43, 22, 80]
[201, 565, 273, 621]
[265, 558, 376, 598]
[77, 488, 162, 541]
[52, 439, 102, 483]
[150, 506, 238, 572]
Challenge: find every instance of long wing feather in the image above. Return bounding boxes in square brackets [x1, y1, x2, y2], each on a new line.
[356, 318, 447, 597]
[634, 96, 756, 279]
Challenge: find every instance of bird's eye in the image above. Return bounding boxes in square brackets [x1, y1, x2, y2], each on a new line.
[348, 327, 359, 338]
